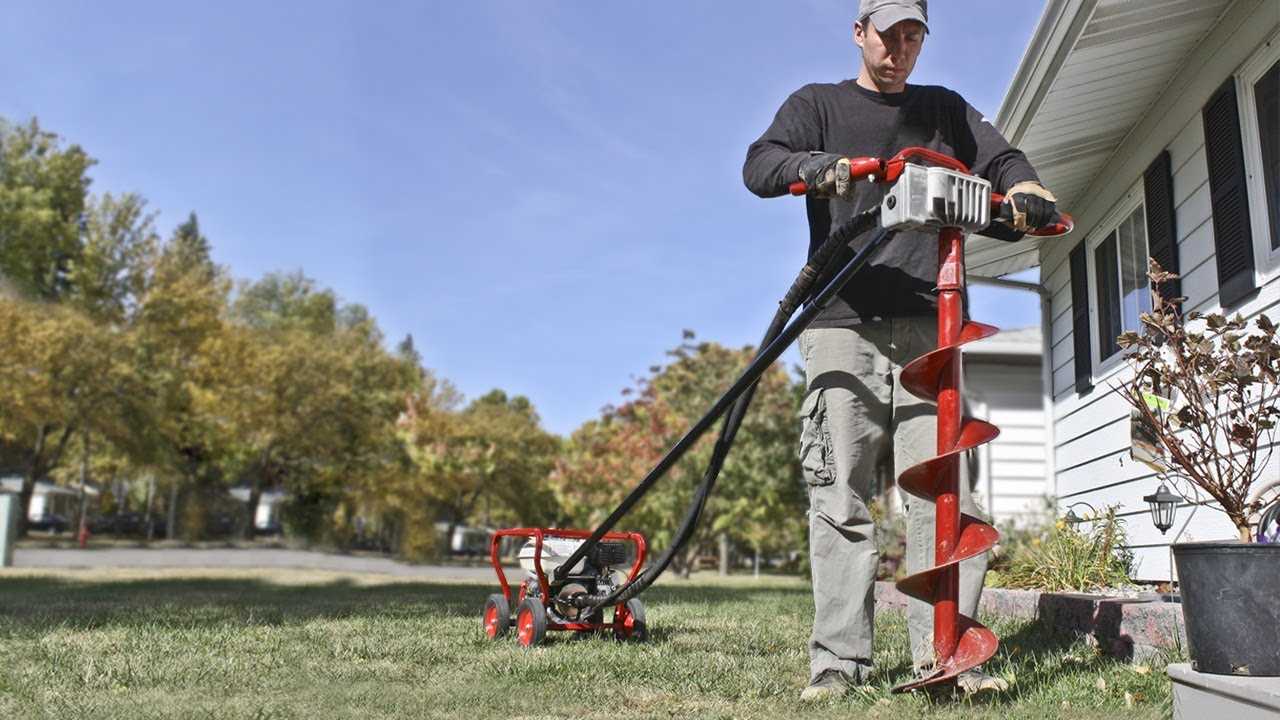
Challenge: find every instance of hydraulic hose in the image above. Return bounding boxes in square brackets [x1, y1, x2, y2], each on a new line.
[562, 207, 889, 608]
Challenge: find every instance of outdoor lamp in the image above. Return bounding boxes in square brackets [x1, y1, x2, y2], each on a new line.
[1143, 482, 1182, 534]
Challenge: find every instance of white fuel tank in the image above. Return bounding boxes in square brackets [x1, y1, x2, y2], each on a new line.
[517, 537, 586, 576]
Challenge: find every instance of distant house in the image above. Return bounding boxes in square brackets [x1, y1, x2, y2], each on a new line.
[0, 476, 99, 525]
[969, 0, 1280, 580]
[227, 487, 287, 533]
[964, 326, 1052, 526]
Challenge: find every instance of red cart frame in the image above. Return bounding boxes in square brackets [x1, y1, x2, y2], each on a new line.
[490, 527, 647, 633]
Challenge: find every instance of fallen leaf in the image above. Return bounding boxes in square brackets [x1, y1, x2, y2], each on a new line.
[1133, 664, 1151, 675]
[1095, 676, 1107, 691]
[1125, 691, 1134, 708]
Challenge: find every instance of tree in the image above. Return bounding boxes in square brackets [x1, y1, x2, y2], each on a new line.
[551, 332, 807, 575]
[0, 118, 95, 300]
[0, 298, 132, 534]
[65, 192, 157, 325]
[225, 271, 414, 540]
[397, 389, 560, 557]
[127, 215, 233, 539]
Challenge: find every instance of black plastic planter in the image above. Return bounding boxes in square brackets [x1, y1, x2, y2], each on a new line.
[1172, 541, 1280, 676]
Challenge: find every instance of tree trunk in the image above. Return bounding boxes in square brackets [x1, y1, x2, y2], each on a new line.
[718, 532, 730, 577]
[77, 432, 90, 534]
[144, 475, 156, 542]
[166, 480, 180, 540]
[678, 544, 696, 579]
[17, 425, 47, 538]
[19, 425, 74, 538]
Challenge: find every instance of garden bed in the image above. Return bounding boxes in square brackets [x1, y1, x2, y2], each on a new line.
[875, 581, 1186, 662]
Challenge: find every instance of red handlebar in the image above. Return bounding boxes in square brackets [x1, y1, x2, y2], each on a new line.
[989, 192, 1074, 237]
[788, 147, 971, 196]
[786, 146, 1073, 238]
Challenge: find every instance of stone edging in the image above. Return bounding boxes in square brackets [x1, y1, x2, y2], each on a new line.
[874, 581, 1186, 662]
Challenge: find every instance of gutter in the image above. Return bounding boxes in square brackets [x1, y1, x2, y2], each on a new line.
[969, 276, 1058, 504]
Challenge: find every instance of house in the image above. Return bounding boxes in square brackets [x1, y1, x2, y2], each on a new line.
[227, 486, 287, 533]
[0, 476, 99, 527]
[970, 0, 1279, 580]
[963, 325, 1052, 526]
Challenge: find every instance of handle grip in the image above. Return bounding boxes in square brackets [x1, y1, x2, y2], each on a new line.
[788, 156, 885, 196]
[990, 192, 1074, 237]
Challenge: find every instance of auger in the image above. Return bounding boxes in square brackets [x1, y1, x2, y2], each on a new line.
[480, 148, 1072, 694]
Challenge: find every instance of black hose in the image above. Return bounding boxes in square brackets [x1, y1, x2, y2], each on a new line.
[560, 208, 889, 607]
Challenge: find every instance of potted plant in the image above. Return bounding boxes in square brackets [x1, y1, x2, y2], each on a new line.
[1116, 260, 1280, 676]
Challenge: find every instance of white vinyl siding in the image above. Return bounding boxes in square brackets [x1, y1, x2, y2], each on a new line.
[966, 358, 1049, 526]
[1039, 1, 1280, 580]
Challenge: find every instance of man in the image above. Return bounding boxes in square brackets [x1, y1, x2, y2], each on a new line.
[742, 0, 1057, 701]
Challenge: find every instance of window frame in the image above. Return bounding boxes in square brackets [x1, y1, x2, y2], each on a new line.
[1086, 181, 1147, 379]
[1236, 29, 1280, 279]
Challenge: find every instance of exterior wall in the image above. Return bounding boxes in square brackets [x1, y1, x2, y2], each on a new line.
[966, 358, 1050, 526]
[1042, 4, 1280, 581]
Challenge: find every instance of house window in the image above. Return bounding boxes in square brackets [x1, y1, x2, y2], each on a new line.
[1238, 32, 1280, 272]
[1253, 59, 1278, 250]
[1093, 204, 1149, 361]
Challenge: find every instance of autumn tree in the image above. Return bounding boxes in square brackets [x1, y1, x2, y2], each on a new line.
[397, 388, 560, 558]
[127, 213, 236, 538]
[552, 331, 807, 575]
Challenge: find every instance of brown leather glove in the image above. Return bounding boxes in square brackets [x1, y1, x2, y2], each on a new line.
[1002, 181, 1058, 232]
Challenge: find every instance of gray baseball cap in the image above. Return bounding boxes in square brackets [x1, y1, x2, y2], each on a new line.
[858, 0, 929, 33]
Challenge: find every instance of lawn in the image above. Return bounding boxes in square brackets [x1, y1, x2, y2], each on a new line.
[0, 568, 1175, 719]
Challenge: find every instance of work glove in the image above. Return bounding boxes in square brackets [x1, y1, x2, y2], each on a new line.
[1002, 181, 1058, 232]
[797, 152, 856, 199]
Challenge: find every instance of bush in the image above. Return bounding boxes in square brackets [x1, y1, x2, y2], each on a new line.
[987, 507, 1135, 592]
[871, 499, 907, 581]
[280, 491, 336, 545]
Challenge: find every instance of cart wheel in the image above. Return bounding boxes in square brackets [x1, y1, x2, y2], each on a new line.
[515, 598, 548, 647]
[613, 598, 648, 642]
[482, 593, 510, 639]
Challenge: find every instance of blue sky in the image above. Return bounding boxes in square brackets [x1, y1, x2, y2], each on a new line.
[2, 1, 1047, 435]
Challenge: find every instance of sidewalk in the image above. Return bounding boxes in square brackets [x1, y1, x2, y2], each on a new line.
[12, 547, 517, 581]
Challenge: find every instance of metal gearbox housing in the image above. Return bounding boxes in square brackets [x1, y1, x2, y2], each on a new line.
[880, 163, 992, 233]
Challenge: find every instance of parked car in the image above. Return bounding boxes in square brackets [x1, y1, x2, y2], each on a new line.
[27, 513, 69, 534]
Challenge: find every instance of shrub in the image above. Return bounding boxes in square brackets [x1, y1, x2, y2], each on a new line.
[987, 507, 1134, 592]
[1117, 261, 1280, 542]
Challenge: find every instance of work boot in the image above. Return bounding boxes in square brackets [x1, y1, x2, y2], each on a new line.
[955, 668, 1009, 694]
[799, 669, 854, 701]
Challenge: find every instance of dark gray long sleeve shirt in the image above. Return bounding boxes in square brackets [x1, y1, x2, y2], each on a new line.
[743, 80, 1040, 326]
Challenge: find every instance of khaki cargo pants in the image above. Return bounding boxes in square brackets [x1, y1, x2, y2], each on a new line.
[797, 318, 988, 682]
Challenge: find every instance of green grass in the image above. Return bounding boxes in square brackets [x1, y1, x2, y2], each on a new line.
[0, 568, 1175, 719]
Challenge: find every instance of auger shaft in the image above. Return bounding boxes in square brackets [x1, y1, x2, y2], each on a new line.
[933, 227, 966, 665]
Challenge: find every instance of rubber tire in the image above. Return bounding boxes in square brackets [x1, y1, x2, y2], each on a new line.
[613, 598, 648, 642]
[515, 598, 548, 647]
[482, 593, 510, 639]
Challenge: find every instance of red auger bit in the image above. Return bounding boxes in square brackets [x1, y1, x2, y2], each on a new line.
[795, 147, 1073, 692]
[892, 225, 1003, 692]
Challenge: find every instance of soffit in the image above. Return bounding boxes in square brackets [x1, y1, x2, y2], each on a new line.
[969, 0, 1236, 278]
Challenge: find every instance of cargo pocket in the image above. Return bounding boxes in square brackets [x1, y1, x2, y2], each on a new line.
[798, 388, 836, 487]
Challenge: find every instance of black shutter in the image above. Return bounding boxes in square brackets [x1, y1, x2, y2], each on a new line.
[1143, 151, 1181, 301]
[1256, 60, 1279, 250]
[1202, 77, 1257, 307]
[1069, 242, 1093, 394]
